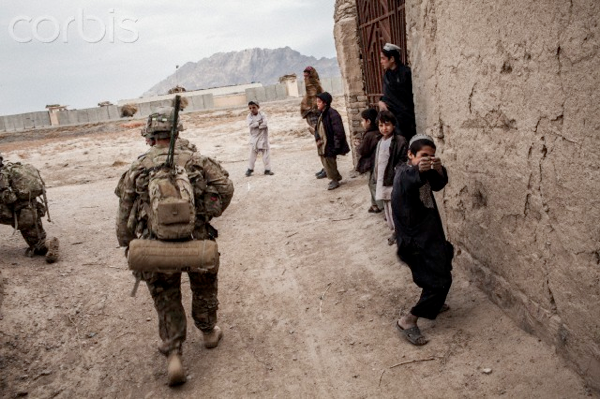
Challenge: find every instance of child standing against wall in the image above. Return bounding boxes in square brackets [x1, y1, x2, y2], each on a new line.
[391, 134, 453, 346]
[374, 111, 407, 244]
[245, 101, 274, 177]
[354, 108, 383, 213]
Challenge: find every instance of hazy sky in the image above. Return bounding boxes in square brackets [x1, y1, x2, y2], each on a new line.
[0, 1, 336, 115]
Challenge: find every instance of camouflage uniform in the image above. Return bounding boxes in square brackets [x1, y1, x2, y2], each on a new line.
[0, 155, 58, 262]
[115, 144, 234, 356]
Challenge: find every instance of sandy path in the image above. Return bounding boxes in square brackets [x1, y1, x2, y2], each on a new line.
[0, 98, 594, 398]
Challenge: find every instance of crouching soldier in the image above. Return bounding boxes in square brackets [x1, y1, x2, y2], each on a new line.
[0, 152, 59, 263]
[115, 103, 234, 386]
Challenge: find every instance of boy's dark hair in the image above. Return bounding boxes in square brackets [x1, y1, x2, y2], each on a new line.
[377, 110, 397, 126]
[248, 101, 259, 107]
[409, 136, 437, 155]
[382, 47, 402, 65]
[316, 92, 333, 106]
[360, 108, 378, 129]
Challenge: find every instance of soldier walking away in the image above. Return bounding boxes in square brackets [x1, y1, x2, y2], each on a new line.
[0, 152, 59, 263]
[115, 105, 234, 386]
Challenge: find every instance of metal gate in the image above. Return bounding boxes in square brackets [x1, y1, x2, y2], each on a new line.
[356, 0, 408, 106]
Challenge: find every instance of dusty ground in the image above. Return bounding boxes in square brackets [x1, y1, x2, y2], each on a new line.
[0, 98, 596, 398]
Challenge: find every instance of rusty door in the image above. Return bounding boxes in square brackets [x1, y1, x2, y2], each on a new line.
[356, 0, 408, 106]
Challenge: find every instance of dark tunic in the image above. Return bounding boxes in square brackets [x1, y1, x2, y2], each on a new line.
[355, 127, 382, 174]
[391, 163, 453, 320]
[381, 65, 416, 141]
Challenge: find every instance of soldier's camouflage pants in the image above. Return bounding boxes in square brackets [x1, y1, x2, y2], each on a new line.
[144, 270, 218, 356]
[0, 202, 47, 254]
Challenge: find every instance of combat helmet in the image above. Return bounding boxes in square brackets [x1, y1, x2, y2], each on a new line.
[144, 107, 183, 140]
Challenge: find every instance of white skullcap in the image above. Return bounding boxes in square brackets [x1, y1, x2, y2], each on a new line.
[409, 134, 435, 147]
[383, 43, 402, 52]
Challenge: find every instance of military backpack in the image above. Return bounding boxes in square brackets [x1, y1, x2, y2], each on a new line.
[1, 162, 45, 201]
[146, 165, 196, 240]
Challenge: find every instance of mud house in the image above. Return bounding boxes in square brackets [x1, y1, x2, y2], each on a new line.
[334, 0, 600, 390]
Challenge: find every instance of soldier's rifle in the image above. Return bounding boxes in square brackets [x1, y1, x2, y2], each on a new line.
[165, 95, 181, 170]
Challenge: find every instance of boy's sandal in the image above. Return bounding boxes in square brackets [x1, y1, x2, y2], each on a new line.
[368, 205, 382, 213]
[396, 320, 429, 346]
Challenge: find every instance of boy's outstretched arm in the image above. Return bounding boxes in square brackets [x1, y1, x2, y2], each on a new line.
[427, 166, 448, 192]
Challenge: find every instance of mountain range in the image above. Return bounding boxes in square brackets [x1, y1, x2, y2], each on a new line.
[142, 47, 341, 97]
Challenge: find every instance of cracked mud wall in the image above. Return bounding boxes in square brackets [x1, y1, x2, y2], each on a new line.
[405, 0, 600, 389]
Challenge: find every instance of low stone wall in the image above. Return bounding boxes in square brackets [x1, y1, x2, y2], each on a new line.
[246, 84, 288, 104]
[0, 93, 215, 132]
[118, 93, 216, 118]
[296, 76, 345, 97]
[1, 79, 343, 132]
[116, 93, 215, 120]
[214, 94, 248, 108]
[57, 105, 121, 126]
[123, 83, 262, 106]
[0, 111, 52, 132]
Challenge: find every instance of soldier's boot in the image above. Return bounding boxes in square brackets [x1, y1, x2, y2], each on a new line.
[45, 237, 59, 264]
[202, 325, 223, 349]
[25, 239, 48, 258]
[167, 353, 186, 387]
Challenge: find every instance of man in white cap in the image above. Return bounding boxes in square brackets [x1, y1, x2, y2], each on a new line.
[379, 43, 417, 142]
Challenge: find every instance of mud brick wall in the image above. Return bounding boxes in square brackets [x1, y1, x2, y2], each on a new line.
[334, 0, 368, 166]
[404, 0, 600, 390]
[334, 0, 600, 389]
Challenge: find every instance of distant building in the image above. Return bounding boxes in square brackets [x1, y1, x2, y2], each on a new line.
[45, 104, 68, 126]
[279, 74, 300, 98]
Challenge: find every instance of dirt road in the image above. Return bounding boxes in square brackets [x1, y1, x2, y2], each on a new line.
[0, 99, 594, 398]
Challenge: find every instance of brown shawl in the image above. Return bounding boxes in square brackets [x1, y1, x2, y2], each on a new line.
[300, 68, 324, 118]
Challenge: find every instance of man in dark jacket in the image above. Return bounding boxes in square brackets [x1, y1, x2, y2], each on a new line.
[314, 92, 350, 190]
[378, 43, 417, 142]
